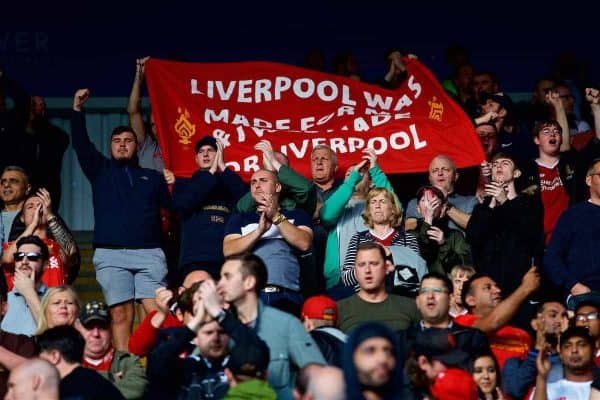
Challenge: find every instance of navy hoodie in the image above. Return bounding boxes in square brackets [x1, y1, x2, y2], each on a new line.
[71, 111, 171, 248]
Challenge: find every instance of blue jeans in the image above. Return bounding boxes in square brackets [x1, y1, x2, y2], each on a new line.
[260, 289, 303, 317]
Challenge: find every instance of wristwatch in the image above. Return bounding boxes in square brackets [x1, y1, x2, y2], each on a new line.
[273, 212, 287, 225]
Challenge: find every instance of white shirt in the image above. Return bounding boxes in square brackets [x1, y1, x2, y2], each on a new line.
[529, 378, 591, 400]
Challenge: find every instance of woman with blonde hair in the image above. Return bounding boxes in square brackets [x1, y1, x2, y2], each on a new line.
[341, 186, 422, 293]
[35, 285, 80, 335]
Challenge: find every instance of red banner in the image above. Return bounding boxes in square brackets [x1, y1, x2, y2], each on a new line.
[145, 58, 484, 179]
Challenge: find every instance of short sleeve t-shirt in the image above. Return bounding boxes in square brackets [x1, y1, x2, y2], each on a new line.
[537, 161, 569, 244]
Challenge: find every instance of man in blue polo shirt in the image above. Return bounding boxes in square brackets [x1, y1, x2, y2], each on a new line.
[223, 169, 312, 316]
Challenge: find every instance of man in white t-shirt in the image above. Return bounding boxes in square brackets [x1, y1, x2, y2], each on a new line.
[530, 326, 594, 400]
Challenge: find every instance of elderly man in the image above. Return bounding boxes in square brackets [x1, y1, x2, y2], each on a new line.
[404, 155, 478, 233]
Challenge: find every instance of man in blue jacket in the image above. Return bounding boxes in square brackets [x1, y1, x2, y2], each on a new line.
[171, 135, 246, 283]
[71, 89, 172, 350]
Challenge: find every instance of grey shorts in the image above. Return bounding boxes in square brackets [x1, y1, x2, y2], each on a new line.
[93, 248, 167, 306]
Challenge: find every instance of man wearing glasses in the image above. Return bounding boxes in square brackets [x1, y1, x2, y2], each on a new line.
[574, 298, 600, 363]
[0, 235, 48, 336]
[336, 241, 419, 335]
[403, 272, 489, 367]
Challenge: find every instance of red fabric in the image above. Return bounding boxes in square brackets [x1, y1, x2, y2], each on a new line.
[128, 310, 182, 356]
[3, 238, 66, 291]
[537, 163, 569, 244]
[83, 347, 115, 372]
[454, 313, 531, 369]
[373, 229, 396, 247]
[430, 368, 478, 400]
[145, 58, 485, 180]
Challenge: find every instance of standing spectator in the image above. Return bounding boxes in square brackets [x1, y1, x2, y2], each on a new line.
[71, 89, 172, 350]
[405, 155, 478, 233]
[544, 157, 600, 297]
[0, 166, 31, 242]
[342, 321, 404, 400]
[126, 57, 163, 172]
[467, 152, 544, 299]
[171, 135, 245, 281]
[23, 95, 69, 210]
[319, 148, 392, 291]
[223, 169, 312, 315]
[342, 187, 422, 294]
[337, 242, 419, 335]
[216, 253, 325, 400]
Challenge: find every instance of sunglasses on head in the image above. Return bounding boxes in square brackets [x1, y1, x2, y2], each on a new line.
[14, 252, 42, 262]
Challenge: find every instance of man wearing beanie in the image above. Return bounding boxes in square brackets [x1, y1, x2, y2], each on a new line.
[341, 321, 404, 400]
[171, 135, 246, 282]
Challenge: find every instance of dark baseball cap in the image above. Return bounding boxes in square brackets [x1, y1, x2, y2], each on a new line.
[414, 328, 469, 366]
[226, 337, 270, 379]
[194, 135, 218, 153]
[80, 300, 111, 326]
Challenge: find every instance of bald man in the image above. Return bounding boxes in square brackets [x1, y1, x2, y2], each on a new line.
[5, 358, 60, 400]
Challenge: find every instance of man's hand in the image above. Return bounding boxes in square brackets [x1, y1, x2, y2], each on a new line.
[362, 148, 378, 169]
[571, 282, 591, 296]
[208, 147, 220, 175]
[521, 266, 541, 294]
[186, 289, 206, 333]
[163, 169, 175, 185]
[73, 89, 90, 112]
[199, 280, 223, 318]
[13, 269, 35, 296]
[420, 191, 440, 224]
[36, 188, 53, 223]
[586, 87, 600, 110]
[484, 181, 508, 204]
[255, 140, 277, 171]
[135, 56, 150, 77]
[216, 139, 226, 171]
[426, 226, 445, 245]
[257, 211, 272, 234]
[155, 287, 173, 315]
[535, 348, 551, 380]
[545, 90, 564, 111]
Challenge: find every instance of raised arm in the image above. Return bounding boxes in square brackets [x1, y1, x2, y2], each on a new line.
[71, 89, 107, 179]
[546, 90, 571, 152]
[127, 57, 150, 144]
[586, 88, 600, 140]
[471, 266, 540, 333]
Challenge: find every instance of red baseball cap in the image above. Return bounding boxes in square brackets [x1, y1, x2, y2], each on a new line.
[430, 368, 478, 400]
[301, 295, 338, 322]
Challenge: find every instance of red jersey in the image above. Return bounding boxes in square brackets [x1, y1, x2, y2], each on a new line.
[2, 238, 66, 291]
[537, 162, 569, 244]
[455, 313, 531, 369]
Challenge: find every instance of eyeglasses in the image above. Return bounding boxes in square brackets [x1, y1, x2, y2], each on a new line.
[14, 252, 42, 262]
[418, 287, 448, 295]
[540, 129, 561, 137]
[575, 312, 599, 322]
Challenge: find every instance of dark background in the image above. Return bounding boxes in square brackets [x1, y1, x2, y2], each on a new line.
[1, 1, 598, 97]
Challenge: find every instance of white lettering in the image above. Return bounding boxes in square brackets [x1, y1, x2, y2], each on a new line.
[300, 116, 316, 130]
[237, 80, 253, 103]
[341, 85, 357, 106]
[316, 81, 338, 102]
[348, 137, 365, 152]
[255, 79, 272, 103]
[244, 155, 260, 172]
[367, 137, 387, 154]
[293, 78, 315, 99]
[205, 109, 229, 123]
[274, 77, 292, 100]
[329, 137, 348, 154]
[191, 79, 203, 95]
[363, 91, 393, 110]
[408, 75, 422, 98]
[215, 81, 236, 100]
[393, 95, 413, 111]
[410, 124, 427, 149]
